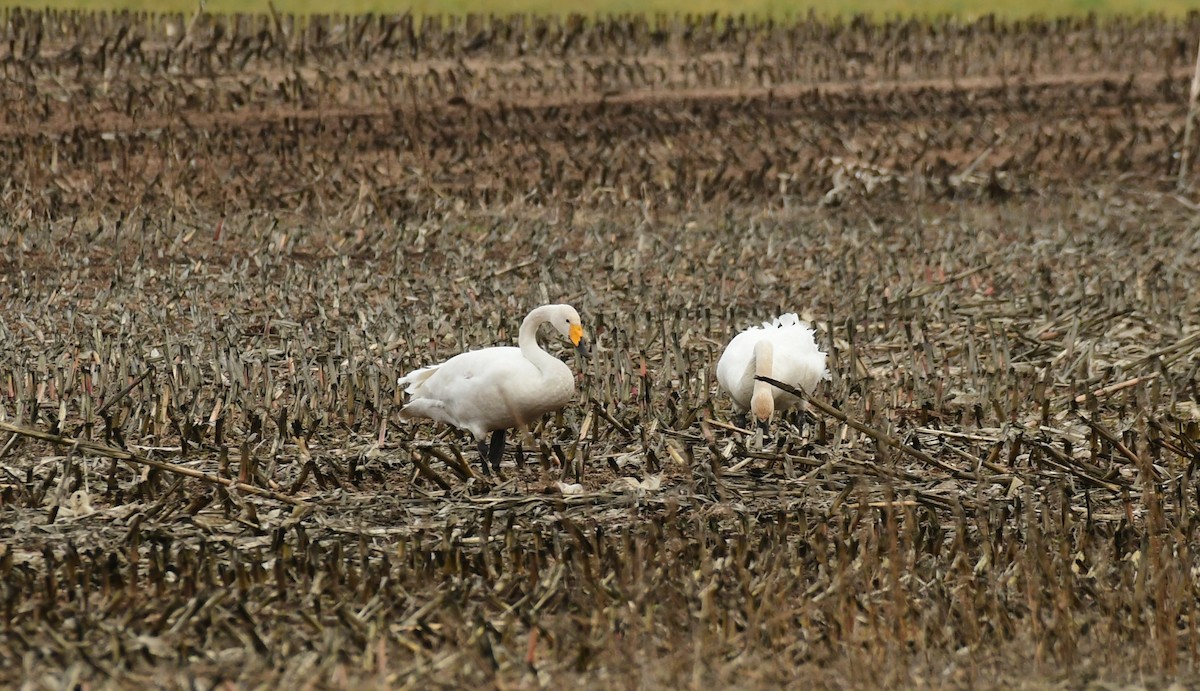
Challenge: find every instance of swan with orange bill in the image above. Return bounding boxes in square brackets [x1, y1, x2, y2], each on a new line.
[399, 304, 589, 475]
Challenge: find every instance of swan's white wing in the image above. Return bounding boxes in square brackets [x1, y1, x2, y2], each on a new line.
[716, 328, 763, 412]
[400, 346, 573, 439]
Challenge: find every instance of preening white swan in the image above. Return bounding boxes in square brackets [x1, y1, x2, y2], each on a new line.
[398, 304, 589, 474]
[716, 313, 829, 429]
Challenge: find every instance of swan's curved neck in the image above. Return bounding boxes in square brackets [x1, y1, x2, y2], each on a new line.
[751, 340, 775, 420]
[518, 306, 559, 371]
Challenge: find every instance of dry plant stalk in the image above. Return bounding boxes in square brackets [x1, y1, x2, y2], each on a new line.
[0, 421, 305, 505]
[1180, 36, 1200, 189]
[755, 375, 980, 480]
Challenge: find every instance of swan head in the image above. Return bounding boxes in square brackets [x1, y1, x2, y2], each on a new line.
[546, 304, 590, 358]
[750, 385, 774, 422]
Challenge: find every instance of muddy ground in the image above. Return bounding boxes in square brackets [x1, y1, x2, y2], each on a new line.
[1, 10, 1199, 689]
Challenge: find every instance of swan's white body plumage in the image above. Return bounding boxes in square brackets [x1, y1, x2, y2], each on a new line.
[398, 304, 584, 442]
[716, 313, 829, 420]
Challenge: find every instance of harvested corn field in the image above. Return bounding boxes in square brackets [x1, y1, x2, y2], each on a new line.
[1, 10, 1200, 689]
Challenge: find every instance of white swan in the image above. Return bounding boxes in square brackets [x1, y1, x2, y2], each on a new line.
[398, 304, 588, 474]
[716, 313, 829, 430]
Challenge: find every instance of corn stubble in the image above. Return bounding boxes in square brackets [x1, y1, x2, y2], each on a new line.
[1, 8, 1199, 689]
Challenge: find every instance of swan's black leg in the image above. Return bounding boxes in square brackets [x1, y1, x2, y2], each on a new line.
[487, 429, 506, 474]
[734, 412, 749, 429]
[784, 408, 806, 435]
[476, 438, 492, 476]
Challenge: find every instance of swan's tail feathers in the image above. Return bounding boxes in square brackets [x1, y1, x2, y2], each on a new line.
[397, 364, 439, 396]
[771, 313, 830, 380]
[761, 313, 818, 343]
[763, 312, 804, 329]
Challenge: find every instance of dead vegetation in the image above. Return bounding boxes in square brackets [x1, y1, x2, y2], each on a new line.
[1, 9, 1200, 689]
